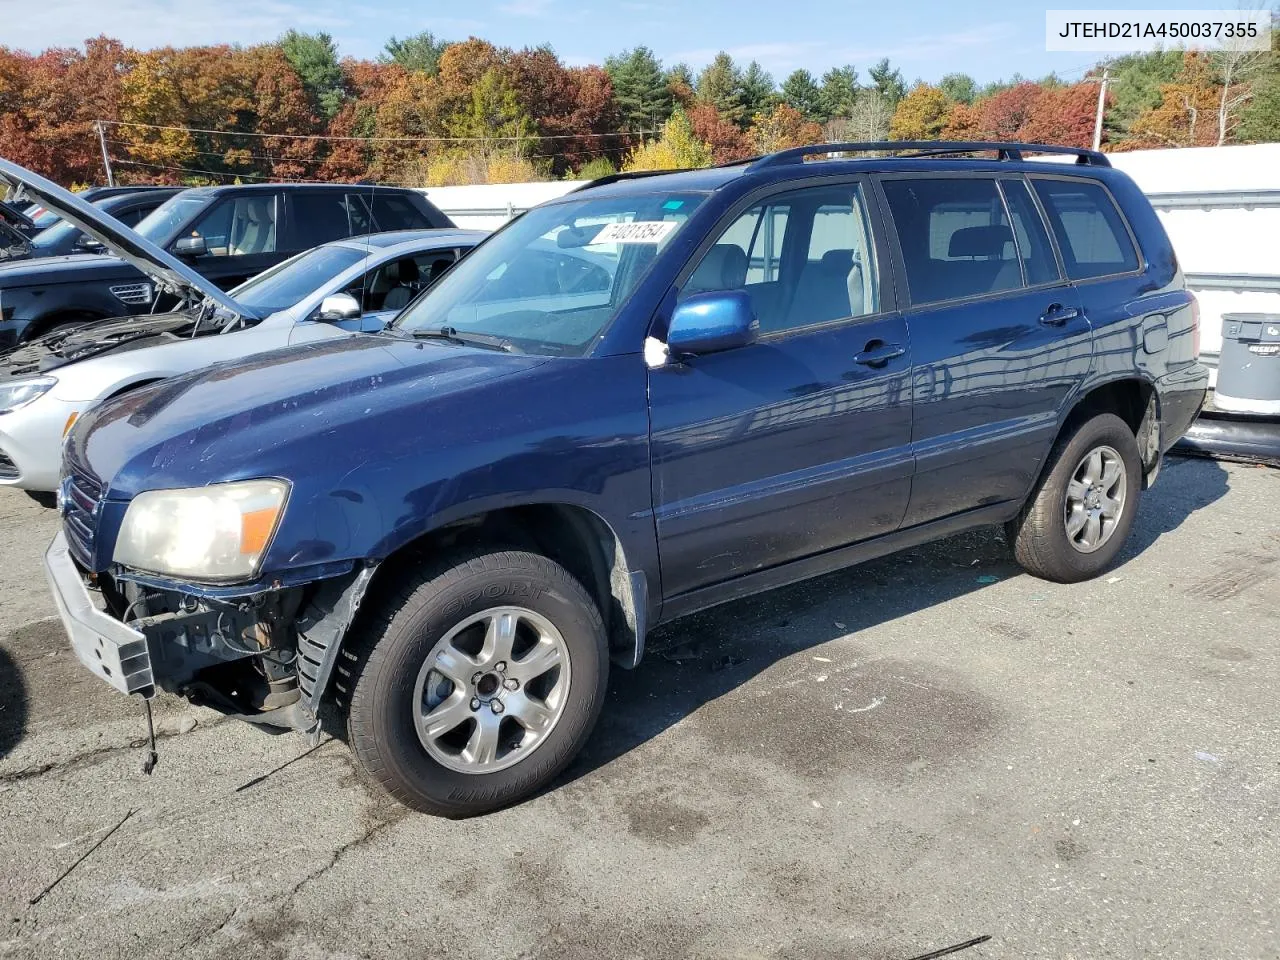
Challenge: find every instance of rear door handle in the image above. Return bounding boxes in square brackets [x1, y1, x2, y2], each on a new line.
[854, 341, 906, 367]
[1039, 303, 1082, 327]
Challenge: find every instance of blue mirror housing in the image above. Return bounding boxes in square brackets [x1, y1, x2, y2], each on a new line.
[667, 290, 758, 356]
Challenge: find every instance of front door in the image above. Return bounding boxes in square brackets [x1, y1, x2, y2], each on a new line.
[177, 192, 284, 289]
[649, 181, 914, 598]
[876, 174, 1091, 528]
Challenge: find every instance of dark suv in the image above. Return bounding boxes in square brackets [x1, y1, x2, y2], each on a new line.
[0, 183, 451, 345]
[42, 142, 1208, 816]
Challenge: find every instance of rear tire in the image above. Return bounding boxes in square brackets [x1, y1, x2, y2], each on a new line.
[341, 549, 608, 817]
[1006, 412, 1142, 583]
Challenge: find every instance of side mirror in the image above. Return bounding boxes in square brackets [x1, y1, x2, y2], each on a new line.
[74, 234, 104, 252]
[316, 292, 362, 322]
[172, 235, 207, 257]
[666, 290, 758, 357]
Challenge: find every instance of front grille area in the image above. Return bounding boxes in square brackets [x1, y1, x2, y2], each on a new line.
[63, 470, 103, 568]
[0, 449, 17, 480]
[109, 282, 153, 306]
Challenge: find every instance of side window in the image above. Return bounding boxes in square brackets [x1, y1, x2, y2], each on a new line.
[1031, 178, 1140, 280]
[681, 184, 878, 334]
[188, 195, 278, 257]
[414, 250, 459, 288]
[346, 194, 374, 235]
[369, 194, 427, 231]
[1000, 180, 1059, 286]
[115, 208, 146, 227]
[346, 254, 437, 312]
[291, 193, 355, 247]
[881, 177, 1023, 306]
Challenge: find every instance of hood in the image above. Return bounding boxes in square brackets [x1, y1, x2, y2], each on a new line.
[0, 158, 255, 320]
[0, 252, 141, 286]
[70, 333, 549, 497]
[0, 310, 196, 379]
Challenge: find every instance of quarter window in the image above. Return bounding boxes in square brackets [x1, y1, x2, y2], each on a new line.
[681, 184, 879, 335]
[881, 177, 1030, 306]
[1031, 179, 1140, 280]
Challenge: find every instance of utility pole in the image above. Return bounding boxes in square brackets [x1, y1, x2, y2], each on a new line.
[1092, 69, 1111, 152]
[95, 121, 116, 186]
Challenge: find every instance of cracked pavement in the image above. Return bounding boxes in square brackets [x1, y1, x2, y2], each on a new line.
[1, 455, 1278, 959]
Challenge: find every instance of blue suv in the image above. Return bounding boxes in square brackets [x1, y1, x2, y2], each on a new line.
[41, 142, 1208, 816]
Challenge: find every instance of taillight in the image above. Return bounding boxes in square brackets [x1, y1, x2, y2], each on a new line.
[1189, 294, 1201, 358]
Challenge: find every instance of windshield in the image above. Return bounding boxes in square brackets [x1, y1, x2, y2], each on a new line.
[29, 198, 117, 251]
[393, 191, 706, 356]
[134, 192, 216, 247]
[231, 243, 366, 314]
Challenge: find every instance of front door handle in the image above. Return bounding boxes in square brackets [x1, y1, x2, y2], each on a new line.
[854, 340, 906, 367]
[1039, 303, 1082, 326]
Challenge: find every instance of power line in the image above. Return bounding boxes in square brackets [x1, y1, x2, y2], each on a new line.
[110, 158, 323, 183]
[99, 118, 648, 144]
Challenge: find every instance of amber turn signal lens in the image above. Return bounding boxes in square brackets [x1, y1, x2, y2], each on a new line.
[62, 412, 79, 437]
[240, 507, 280, 556]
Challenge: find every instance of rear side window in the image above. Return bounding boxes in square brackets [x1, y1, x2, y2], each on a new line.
[369, 194, 429, 231]
[291, 192, 359, 246]
[1031, 179, 1140, 280]
[882, 177, 1048, 306]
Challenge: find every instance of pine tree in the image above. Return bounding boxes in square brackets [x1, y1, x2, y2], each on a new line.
[819, 65, 859, 121]
[381, 32, 450, 75]
[604, 46, 672, 133]
[739, 61, 777, 125]
[781, 69, 825, 122]
[696, 52, 746, 125]
[278, 30, 346, 118]
[938, 73, 977, 105]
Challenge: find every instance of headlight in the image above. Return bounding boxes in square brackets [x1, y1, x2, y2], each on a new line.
[0, 376, 56, 413]
[113, 479, 289, 581]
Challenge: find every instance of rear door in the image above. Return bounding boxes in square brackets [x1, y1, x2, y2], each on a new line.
[649, 179, 914, 598]
[876, 173, 1090, 527]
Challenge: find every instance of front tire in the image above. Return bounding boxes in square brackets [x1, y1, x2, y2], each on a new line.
[1006, 412, 1142, 583]
[341, 549, 608, 817]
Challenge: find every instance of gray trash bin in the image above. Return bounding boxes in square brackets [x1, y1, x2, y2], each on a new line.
[1215, 313, 1280, 416]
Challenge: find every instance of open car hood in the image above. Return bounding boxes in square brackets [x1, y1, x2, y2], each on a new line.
[0, 157, 255, 319]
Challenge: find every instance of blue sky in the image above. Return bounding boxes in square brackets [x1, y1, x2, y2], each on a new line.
[0, 0, 1229, 84]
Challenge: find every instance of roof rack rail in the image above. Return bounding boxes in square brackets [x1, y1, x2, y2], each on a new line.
[571, 168, 695, 192]
[750, 141, 1111, 169]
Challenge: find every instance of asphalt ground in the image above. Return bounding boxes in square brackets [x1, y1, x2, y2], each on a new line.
[0, 454, 1276, 960]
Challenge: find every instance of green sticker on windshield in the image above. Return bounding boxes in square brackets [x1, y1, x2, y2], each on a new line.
[663, 200, 684, 210]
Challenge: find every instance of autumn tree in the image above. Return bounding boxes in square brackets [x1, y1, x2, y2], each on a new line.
[750, 103, 822, 153]
[666, 62, 696, 110]
[622, 107, 710, 171]
[688, 101, 752, 162]
[888, 82, 952, 140]
[940, 102, 982, 140]
[1128, 53, 1221, 147]
[1020, 82, 1105, 147]
[977, 82, 1044, 139]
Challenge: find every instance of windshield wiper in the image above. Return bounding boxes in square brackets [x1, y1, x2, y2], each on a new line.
[409, 326, 520, 353]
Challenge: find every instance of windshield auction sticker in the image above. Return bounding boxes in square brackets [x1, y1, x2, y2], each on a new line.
[1046, 10, 1271, 51]
[592, 221, 679, 244]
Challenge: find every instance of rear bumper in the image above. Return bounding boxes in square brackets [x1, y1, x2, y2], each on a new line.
[44, 531, 154, 696]
[1156, 363, 1210, 451]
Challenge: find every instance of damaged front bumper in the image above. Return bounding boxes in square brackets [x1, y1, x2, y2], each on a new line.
[44, 530, 377, 735]
[45, 531, 155, 696]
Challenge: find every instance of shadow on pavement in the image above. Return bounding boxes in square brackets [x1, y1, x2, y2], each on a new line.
[0, 644, 28, 760]
[560, 453, 1232, 788]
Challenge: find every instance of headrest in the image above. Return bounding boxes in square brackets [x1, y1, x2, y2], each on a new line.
[387, 259, 418, 283]
[687, 243, 748, 293]
[243, 198, 272, 224]
[948, 225, 1013, 259]
[820, 249, 855, 272]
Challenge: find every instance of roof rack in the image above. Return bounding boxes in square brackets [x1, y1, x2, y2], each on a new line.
[750, 141, 1111, 169]
[571, 168, 696, 193]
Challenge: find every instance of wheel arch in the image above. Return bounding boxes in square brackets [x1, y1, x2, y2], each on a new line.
[1059, 375, 1161, 483]
[359, 501, 649, 671]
